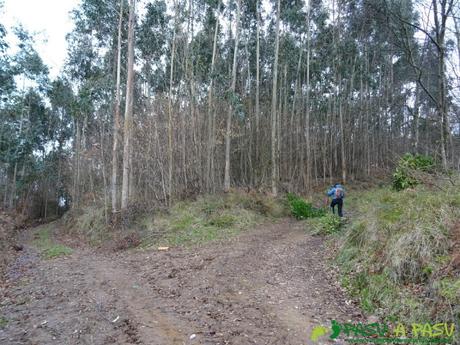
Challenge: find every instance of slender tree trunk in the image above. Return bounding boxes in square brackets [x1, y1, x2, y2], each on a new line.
[111, 0, 123, 214]
[121, 0, 135, 211]
[432, 0, 452, 169]
[167, 8, 177, 204]
[270, 0, 280, 196]
[413, 82, 420, 152]
[304, 0, 311, 191]
[290, 49, 302, 182]
[73, 119, 81, 208]
[255, 0, 261, 185]
[101, 121, 109, 224]
[339, 93, 346, 182]
[206, 2, 219, 192]
[223, 0, 241, 192]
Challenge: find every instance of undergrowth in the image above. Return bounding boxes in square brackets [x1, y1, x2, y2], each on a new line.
[61, 191, 288, 248]
[286, 193, 325, 219]
[392, 153, 435, 191]
[286, 192, 343, 235]
[307, 213, 343, 235]
[336, 180, 460, 326]
[141, 191, 288, 247]
[33, 225, 73, 259]
[62, 206, 109, 245]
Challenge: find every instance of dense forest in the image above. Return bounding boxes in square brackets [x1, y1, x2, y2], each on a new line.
[1, 0, 459, 218]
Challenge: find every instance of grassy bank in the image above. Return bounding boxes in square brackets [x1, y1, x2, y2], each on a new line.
[141, 192, 287, 247]
[61, 190, 289, 249]
[332, 182, 460, 324]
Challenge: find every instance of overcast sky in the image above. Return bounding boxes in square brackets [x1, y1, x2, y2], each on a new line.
[1, 0, 80, 77]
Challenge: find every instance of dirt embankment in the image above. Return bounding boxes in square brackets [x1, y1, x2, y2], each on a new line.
[0, 219, 362, 345]
[0, 211, 26, 282]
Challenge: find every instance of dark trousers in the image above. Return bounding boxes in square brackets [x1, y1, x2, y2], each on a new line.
[330, 198, 343, 217]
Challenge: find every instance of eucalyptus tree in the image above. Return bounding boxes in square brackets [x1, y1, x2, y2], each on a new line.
[224, 0, 241, 193]
[7, 0, 455, 215]
[6, 27, 49, 208]
[111, 0, 124, 214]
[121, 0, 136, 211]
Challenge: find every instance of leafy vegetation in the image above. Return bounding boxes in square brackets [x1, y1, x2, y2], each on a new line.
[33, 225, 73, 259]
[318, 213, 343, 235]
[286, 193, 325, 220]
[392, 153, 435, 191]
[60, 191, 288, 248]
[335, 179, 460, 323]
[142, 192, 288, 247]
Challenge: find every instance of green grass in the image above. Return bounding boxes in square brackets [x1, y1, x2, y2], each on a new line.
[0, 316, 8, 329]
[57, 191, 288, 250]
[33, 225, 73, 259]
[304, 213, 343, 235]
[140, 191, 288, 247]
[42, 244, 73, 259]
[334, 179, 460, 324]
[438, 278, 460, 303]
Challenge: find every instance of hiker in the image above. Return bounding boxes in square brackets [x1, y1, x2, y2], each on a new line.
[327, 183, 345, 217]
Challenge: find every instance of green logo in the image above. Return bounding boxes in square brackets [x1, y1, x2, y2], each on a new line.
[310, 325, 329, 342]
[310, 320, 456, 344]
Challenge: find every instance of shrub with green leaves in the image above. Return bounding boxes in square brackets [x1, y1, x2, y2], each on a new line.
[392, 153, 434, 191]
[318, 213, 342, 234]
[286, 193, 325, 219]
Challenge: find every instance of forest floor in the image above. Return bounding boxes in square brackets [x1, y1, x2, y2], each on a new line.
[0, 219, 363, 345]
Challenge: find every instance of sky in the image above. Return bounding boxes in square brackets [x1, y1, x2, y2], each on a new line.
[0, 0, 80, 78]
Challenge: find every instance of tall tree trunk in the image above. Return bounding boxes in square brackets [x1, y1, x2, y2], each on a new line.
[101, 120, 109, 224]
[432, 0, 452, 169]
[339, 93, 346, 182]
[270, 0, 280, 196]
[304, 0, 311, 191]
[255, 0, 261, 185]
[206, 1, 219, 192]
[168, 7, 177, 204]
[121, 0, 135, 211]
[111, 0, 123, 214]
[290, 49, 302, 182]
[73, 119, 81, 208]
[413, 82, 420, 152]
[223, 0, 241, 192]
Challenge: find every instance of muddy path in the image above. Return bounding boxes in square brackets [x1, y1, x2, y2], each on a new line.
[0, 219, 362, 345]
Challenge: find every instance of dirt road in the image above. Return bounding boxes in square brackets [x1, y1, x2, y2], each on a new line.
[0, 219, 362, 345]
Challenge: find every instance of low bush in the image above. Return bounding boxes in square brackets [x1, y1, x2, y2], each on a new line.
[317, 214, 342, 234]
[392, 153, 435, 191]
[286, 193, 325, 219]
[306, 213, 343, 235]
